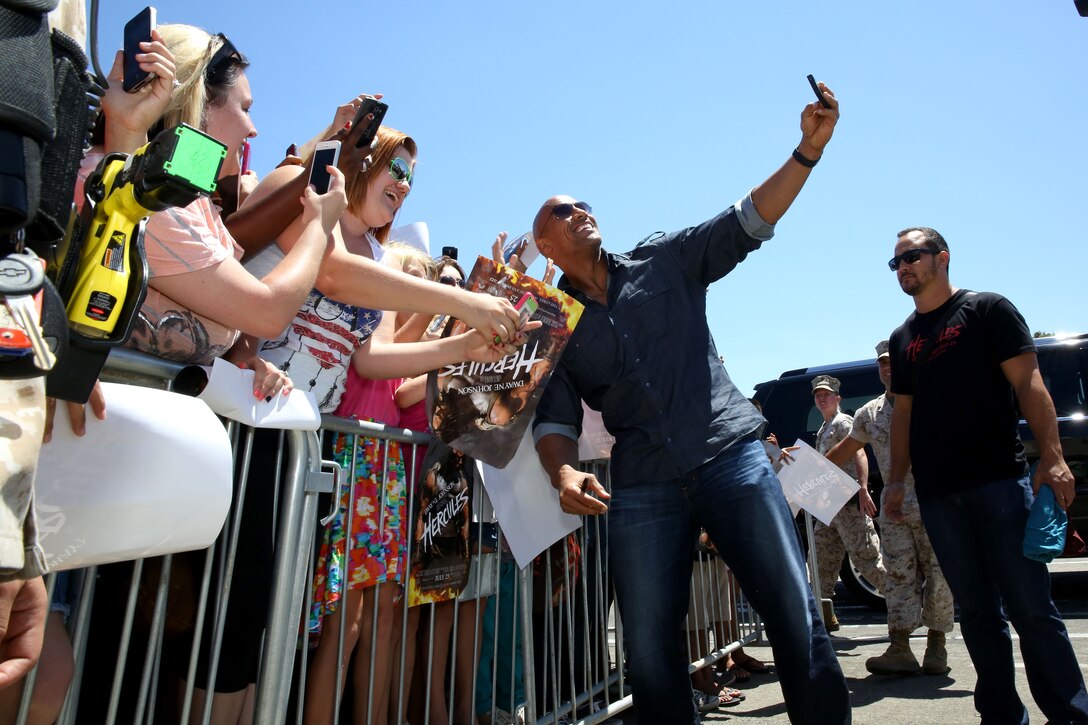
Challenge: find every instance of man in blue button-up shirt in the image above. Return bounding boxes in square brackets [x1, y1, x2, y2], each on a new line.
[532, 81, 849, 724]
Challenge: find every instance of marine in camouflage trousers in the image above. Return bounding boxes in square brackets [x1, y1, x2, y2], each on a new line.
[878, 513, 954, 633]
[0, 376, 47, 580]
[814, 503, 886, 600]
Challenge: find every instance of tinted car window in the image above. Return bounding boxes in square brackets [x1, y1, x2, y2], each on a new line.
[1038, 345, 1087, 418]
[757, 367, 883, 448]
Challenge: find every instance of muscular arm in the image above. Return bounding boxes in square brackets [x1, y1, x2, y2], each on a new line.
[1002, 351, 1076, 507]
[536, 433, 609, 516]
[225, 159, 313, 256]
[227, 94, 376, 254]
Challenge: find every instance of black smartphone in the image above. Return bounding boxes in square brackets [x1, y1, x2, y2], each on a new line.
[308, 141, 341, 194]
[441, 245, 458, 260]
[351, 98, 389, 148]
[123, 6, 157, 93]
[806, 74, 832, 109]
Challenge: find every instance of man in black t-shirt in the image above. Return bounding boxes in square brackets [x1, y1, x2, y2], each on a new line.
[885, 226, 1088, 724]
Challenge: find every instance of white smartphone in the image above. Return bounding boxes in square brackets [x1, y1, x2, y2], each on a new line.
[307, 140, 341, 194]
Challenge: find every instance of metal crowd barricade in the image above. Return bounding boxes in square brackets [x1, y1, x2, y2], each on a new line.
[14, 348, 326, 725]
[525, 461, 764, 725]
[17, 348, 763, 724]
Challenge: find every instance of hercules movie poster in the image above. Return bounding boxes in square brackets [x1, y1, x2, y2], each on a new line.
[426, 256, 584, 469]
[407, 441, 473, 605]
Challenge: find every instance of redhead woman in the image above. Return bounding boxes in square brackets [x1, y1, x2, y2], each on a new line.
[247, 125, 537, 723]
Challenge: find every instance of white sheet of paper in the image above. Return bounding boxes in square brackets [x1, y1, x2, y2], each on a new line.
[577, 404, 615, 461]
[35, 383, 233, 571]
[776, 439, 860, 526]
[185, 358, 321, 430]
[478, 424, 582, 569]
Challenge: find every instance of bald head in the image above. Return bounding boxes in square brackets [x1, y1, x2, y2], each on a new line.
[532, 195, 574, 243]
[531, 195, 602, 275]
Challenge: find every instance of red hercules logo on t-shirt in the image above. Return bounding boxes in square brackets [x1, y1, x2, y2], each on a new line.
[906, 323, 963, 362]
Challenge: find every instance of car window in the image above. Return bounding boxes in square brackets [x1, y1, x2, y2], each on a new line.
[1037, 344, 1087, 418]
[760, 378, 813, 446]
[759, 367, 883, 447]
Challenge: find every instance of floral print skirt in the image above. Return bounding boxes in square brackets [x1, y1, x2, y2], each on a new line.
[309, 427, 407, 634]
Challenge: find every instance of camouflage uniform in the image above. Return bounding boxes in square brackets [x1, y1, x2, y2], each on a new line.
[813, 411, 886, 599]
[0, 377, 47, 581]
[851, 393, 953, 634]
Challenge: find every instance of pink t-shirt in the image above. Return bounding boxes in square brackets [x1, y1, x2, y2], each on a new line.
[399, 399, 429, 434]
[128, 198, 244, 364]
[334, 367, 401, 426]
[76, 152, 243, 365]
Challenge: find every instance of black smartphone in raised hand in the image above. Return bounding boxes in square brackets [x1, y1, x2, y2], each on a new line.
[806, 74, 832, 109]
[123, 6, 157, 93]
[351, 98, 389, 148]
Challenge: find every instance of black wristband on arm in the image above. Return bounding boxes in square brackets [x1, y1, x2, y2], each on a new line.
[792, 148, 819, 168]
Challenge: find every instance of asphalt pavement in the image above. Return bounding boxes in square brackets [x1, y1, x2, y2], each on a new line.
[695, 558, 1088, 724]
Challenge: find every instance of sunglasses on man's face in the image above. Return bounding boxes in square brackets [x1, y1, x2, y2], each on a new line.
[550, 201, 592, 219]
[389, 157, 413, 187]
[887, 248, 939, 272]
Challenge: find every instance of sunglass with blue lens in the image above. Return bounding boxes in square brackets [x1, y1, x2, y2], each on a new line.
[887, 248, 939, 271]
[550, 201, 592, 219]
[389, 157, 413, 187]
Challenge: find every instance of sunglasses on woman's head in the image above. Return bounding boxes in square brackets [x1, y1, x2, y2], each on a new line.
[205, 34, 245, 86]
[389, 157, 413, 187]
[550, 201, 592, 219]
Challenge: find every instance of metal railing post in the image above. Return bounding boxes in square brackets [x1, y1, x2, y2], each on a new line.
[253, 429, 322, 724]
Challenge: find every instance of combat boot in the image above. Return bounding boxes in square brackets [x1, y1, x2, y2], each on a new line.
[820, 598, 840, 632]
[922, 629, 951, 675]
[865, 630, 920, 676]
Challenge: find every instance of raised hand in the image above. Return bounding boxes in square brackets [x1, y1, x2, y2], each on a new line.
[102, 28, 177, 154]
[798, 80, 839, 157]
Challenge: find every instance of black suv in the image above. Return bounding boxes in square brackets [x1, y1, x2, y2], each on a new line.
[752, 333, 1088, 609]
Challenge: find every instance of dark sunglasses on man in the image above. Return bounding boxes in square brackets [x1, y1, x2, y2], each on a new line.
[550, 200, 592, 219]
[887, 248, 939, 272]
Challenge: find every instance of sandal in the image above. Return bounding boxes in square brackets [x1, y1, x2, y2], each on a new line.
[720, 687, 745, 702]
[728, 664, 751, 683]
[714, 668, 737, 688]
[717, 688, 743, 707]
[734, 656, 771, 674]
[693, 691, 719, 714]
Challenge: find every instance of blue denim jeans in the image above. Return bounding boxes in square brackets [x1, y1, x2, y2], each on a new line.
[919, 475, 1088, 725]
[608, 437, 849, 724]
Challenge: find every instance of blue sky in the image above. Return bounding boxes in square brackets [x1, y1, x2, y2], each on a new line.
[92, 1, 1087, 394]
